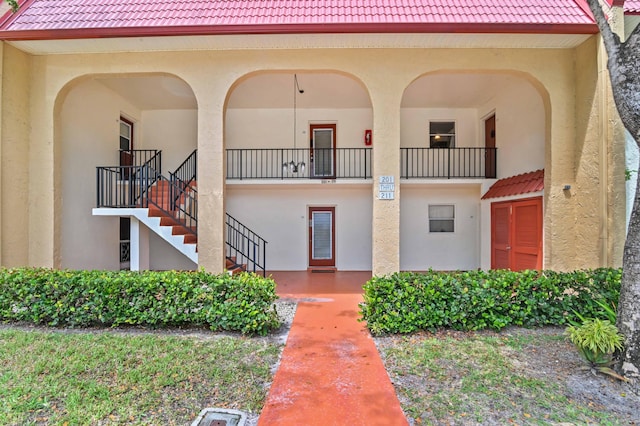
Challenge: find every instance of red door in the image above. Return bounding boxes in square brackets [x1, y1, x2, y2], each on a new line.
[310, 124, 337, 179]
[309, 207, 335, 267]
[485, 115, 496, 178]
[491, 202, 511, 269]
[491, 197, 542, 271]
[119, 117, 134, 178]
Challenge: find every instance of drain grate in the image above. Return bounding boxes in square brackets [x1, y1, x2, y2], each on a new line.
[191, 408, 247, 426]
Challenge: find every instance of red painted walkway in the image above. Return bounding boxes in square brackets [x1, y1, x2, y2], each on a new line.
[258, 271, 408, 426]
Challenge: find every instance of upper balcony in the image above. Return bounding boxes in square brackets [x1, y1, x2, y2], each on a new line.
[225, 147, 496, 181]
[400, 147, 496, 179]
[226, 148, 372, 180]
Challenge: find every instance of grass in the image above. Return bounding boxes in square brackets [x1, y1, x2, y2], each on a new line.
[0, 328, 281, 425]
[378, 331, 627, 424]
[3, 325, 635, 425]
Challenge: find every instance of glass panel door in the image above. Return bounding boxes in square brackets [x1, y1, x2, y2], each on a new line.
[311, 124, 336, 178]
[312, 211, 332, 260]
[309, 207, 335, 267]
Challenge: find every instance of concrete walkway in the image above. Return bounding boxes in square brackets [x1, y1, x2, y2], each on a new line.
[258, 271, 408, 426]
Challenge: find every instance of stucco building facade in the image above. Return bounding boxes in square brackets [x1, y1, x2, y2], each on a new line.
[0, 0, 635, 275]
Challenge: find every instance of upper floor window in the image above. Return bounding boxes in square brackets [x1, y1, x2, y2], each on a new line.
[120, 117, 133, 151]
[429, 121, 456, 148]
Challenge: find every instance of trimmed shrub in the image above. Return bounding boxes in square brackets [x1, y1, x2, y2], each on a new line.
[0, 268, 279, 335]
[359, 268, 621, 335]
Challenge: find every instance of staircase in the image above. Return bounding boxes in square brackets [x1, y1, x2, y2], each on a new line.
[95, 149, 267, 275]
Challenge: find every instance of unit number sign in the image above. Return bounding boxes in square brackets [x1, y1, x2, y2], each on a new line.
[378, 176, 395, 200]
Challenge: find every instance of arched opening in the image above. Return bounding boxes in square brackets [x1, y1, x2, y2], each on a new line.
[399, 71, 549, 271]
[224, 71, 374, 271]
[55, 73, 198, 270]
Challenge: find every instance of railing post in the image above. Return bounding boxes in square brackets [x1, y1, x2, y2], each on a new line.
[96, 168, 100, 207]
[402, 148, 407, 179]
[262, 243, 266, 276]
[252, 243, 257, 274]
[447, 148, 451, 179]
[364, 149, 367, 179]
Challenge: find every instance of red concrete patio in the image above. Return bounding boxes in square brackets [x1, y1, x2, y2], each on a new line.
[258, 271, 408, 425]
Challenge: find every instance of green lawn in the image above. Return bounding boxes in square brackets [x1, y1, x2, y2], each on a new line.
[0, 328, 281, 425]
[3, 327, 636, 425]
[377, 331, 632, 424]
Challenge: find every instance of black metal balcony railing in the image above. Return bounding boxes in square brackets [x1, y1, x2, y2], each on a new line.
[226, 148, 372, 180]
[401, 147, 497, 179]
[226, 147, 495, 180]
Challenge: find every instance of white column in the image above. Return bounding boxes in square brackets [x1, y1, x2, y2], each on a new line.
[130, 217, 149, 271]
[370, 89, 403, 275]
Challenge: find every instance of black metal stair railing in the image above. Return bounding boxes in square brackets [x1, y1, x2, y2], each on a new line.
[97, 148, 197, 236]
[225, 213, 267, 276]
[400, 147, 497, 179]
[120, 149, 162, 172]
[96, 150, 162, 208]
[96, 165, 197, 235]
[170, 149, 197, 210]
[139, 166, 195, 234]
[171, 149, 197, 189]
[99, 149, 270, 273]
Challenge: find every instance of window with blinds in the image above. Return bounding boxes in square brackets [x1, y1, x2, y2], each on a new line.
[429, 204, 455, 233]
[312, 211, 333, 259]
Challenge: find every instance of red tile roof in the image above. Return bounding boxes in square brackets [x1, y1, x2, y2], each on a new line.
[482, 169, 544, 200]
[626, 1, 640, 13]
[0, 0, 597, 40]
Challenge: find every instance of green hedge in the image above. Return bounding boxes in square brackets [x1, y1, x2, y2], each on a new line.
[359, 268, 621, 335]
[0, 268, 279, 335]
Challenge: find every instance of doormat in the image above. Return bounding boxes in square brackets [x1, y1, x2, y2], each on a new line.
[311, 269, 336, 273]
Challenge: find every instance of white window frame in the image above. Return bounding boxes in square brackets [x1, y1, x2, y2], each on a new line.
[428, 204, 455, 233]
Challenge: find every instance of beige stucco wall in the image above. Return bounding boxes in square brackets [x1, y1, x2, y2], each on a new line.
[141, 109, 198, 171]
[59, 79, 135, 270]
[572, 36, 626, 270]
[226, 185, 373, 270]
[0, 40, 625, 273]
[1, 43, 31, 266]
[226, 108, 373, 150]
[400, 185, 481, 270]
[477, 77, 546, 178]
[401, 108, 478, 148]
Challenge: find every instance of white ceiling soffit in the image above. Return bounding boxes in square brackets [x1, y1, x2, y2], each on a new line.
[227, 73, 370, 109]
[8, 32, 592, 55]
[97, 72, 524, 111]
[97, 76, 197, 110]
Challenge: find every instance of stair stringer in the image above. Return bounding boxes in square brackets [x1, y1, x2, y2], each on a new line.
[92, 207, 198, 264]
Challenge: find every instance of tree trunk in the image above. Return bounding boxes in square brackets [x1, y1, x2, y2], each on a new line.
[585, 0, 640, 384]
[619, 167, 640, 380]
